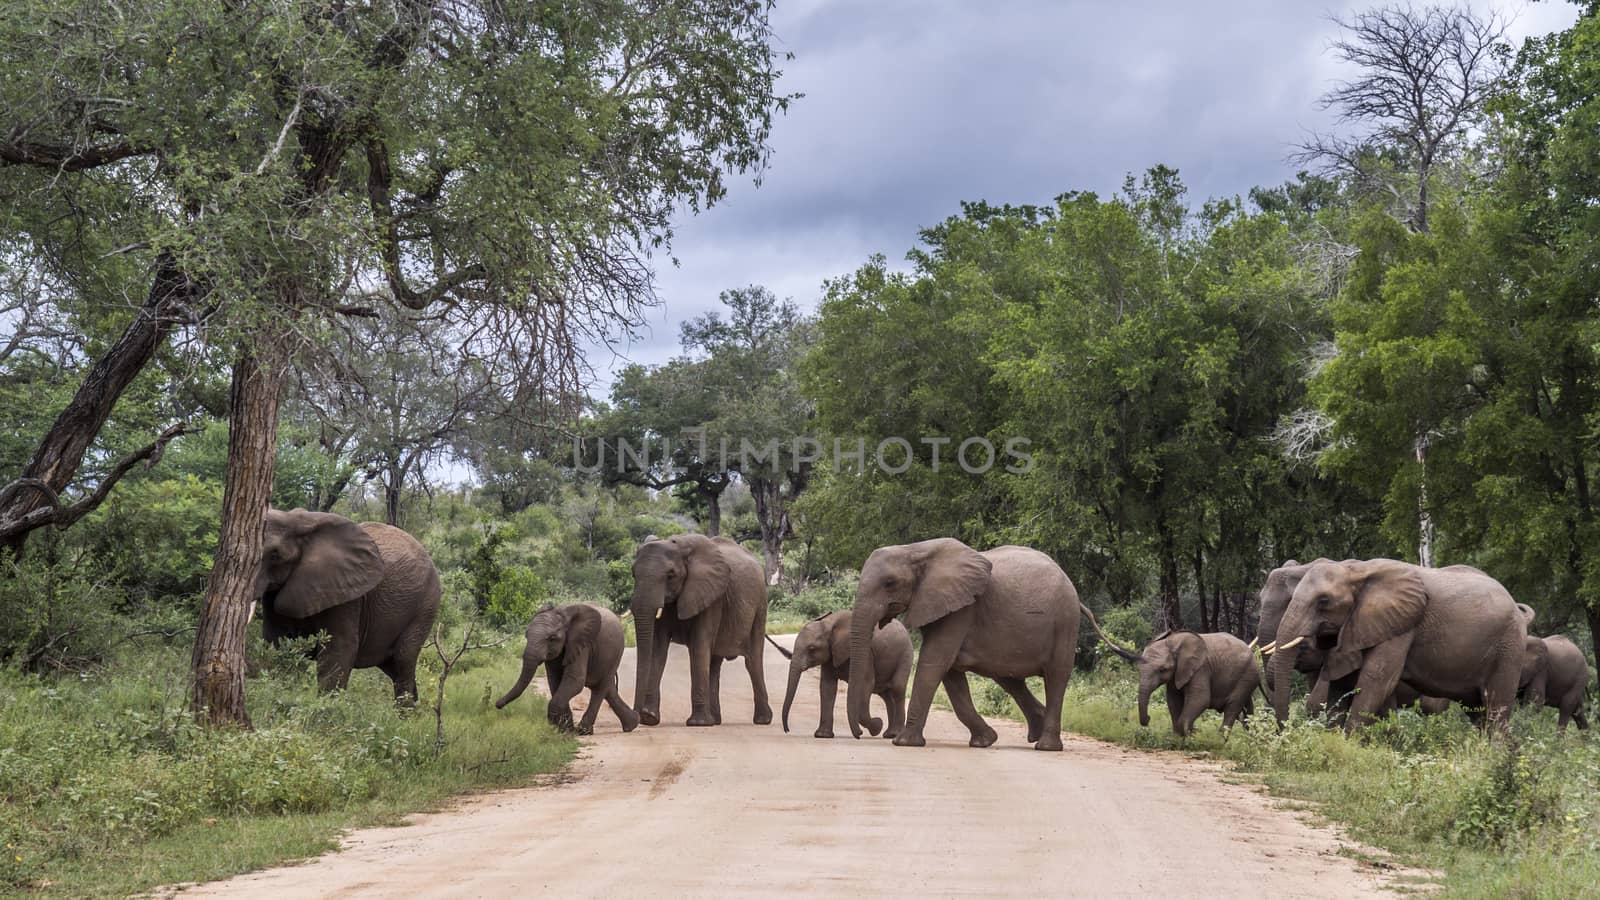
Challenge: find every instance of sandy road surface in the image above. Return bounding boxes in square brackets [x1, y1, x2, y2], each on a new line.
[172, 639, 1415, 898]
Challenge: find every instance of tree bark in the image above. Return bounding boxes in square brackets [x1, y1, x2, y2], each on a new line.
[190, 344, 286, 727]
[1415, 433, 1434, 567]
[0, 258, 195, 554]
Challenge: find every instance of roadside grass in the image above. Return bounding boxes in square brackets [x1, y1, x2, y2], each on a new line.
[968, 664, 1600, 898]
[0, 635, 576, 897]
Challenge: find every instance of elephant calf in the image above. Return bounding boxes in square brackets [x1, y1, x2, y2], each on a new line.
[1130, 631, 1262, 737]
[497, 603, 639, 735]
[767, 611, 912, 739]
[1519, 634, 1591, 731]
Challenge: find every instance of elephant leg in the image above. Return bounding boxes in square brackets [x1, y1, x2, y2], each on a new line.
[709, 656, 724, 725]
[548, 659, 585, 732]
[1166, 686, 1187, 736]
[1480, 644, 1523, 736]
[605, 676, 639, 733]
[1344, 638, 1409, 733]
[896, 624, 963, 747]
[639, 621, 673, 726]
[816, 671, 838, 739]
[685, 616, 717, 727]
[745, 634, 773, 725]
[379, 655, 420, 708]
[994, 677, 1045, 743]
[314, 635, 358, 693]
[577, 686, 604, 735]
[1036, 660, 1071, 752]
[942, 673, 998, 748]
[883, 686, 906, 740]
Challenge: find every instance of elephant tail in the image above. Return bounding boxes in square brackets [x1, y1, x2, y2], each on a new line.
[1079, 602, 1142, 663]
[765, 634, 794, 660]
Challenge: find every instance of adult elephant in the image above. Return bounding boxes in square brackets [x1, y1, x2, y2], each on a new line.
[630, 534, 772, 727]
[1266, 559, 1525, 733]
[257, 509, 440, 703]
[1257, 559, 1452, 724]
[846, 539, 1099, 751]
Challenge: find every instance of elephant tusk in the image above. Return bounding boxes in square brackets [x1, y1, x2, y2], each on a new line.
[620, 610, 633, 619]
[1277, 636, 1305, 652]
[655, 607, 663, 620]
[1259, 641, 1277, 655]
[1247, 636, 1258, 650]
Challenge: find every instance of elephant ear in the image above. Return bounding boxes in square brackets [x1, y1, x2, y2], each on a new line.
[275, 514, 384, 619]
[563, 604, 601, 663]
[673, 534, 730, 619]
[1173, 633, 1208, 690]
[904, 539, 992, 630]
[1326, 559, 1426, 680]
[1520, 636, 1548, 688]
[1515, 603, 1536, 626]
[827, 613, 852, 668]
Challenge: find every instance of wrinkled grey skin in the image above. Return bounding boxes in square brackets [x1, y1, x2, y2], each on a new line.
[630, 534, 772, 728]
[258, 509, 440, 704]
[847, 540, 1124, 751]
[497, 603, 638, 735]
[1518, 634, 1591, 732]
[1269, 559, 1525, 733]
[767, 611, 911, 739]
[1257, 559, 1451, 724]
[1134, 631, 1262, 737]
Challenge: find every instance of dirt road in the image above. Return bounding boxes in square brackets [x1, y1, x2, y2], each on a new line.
[176, 640, 1413, 898]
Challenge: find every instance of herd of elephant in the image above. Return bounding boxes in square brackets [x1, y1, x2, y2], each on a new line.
[251, 509, 1592, 748]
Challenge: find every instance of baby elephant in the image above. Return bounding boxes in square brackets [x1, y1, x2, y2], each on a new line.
[768, 611, 912, 739]
[1131, 631, 1262, 737]
[497, 603, 639, 735]
[1519, 634, 1591, 731]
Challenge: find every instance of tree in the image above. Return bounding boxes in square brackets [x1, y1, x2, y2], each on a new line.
[2, 0, 794, 725]
[1297, 3, 1509, 234]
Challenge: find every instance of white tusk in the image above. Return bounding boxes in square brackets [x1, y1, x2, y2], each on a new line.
[620, 610, 633, 619]
[1277, 635, 1305, 651]
[655, 608, 663, 620]
[1259, 641, 1277, 655]
[1247, 636, 1258, 650]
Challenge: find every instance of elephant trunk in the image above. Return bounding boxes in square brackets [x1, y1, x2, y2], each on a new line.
[782, 655, 805, 733]
[632, 581, 664, 725]
[846, 604, 876, 739]
[1137, 669, 1160, 727]
[1269, 609, 1312, 722]
[496, 650, 543, 709]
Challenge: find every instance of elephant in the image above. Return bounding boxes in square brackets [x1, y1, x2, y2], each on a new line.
[496, 602, 639, 735]
[765, 611, 912, 739]
[629, 533, 772, 728]
[846, 538, 1126, 751]
[258, 508, 440, 703]
[1264, 559, 1525, 733]
[1518, 634, 1591, 731]
[1130, 630, 1262, 737]
[1256, 559, 1451, 724]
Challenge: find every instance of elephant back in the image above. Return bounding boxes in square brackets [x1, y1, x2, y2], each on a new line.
[359, 522, 443, 623]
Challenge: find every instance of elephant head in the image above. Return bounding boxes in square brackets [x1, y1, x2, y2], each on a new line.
[770, 613, 851, 733]
[1268, 559, 1426, 721]
[629, 534, 730, 723]
[259, 509, 385, 619]
[496, 604, 598, 709]
[1518, 635, 1550, 703]
[847, 539, 991, 738]
[1134, 631, 1209, 728]
[1254, 559, 1335, 691]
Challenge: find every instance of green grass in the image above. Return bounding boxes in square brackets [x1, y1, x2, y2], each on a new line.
[969, 665, 1600, 898]
[0, 636, 576, 897]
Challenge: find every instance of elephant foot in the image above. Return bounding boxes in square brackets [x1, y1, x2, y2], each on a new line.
[862, 716, 883, 737]
[968, 727, 998, 749]
[638, 709, 660, 727]
[1025, 719, 1043, 743]
[619, 715, 639, 733]
[576, 722, 594, 736]
[753, 706, 773, 726]
[1034, 733, 1064, 752]
[892, 732, 926, 747]
[686, 711, 718, 727]
[814, 727, 834, 739]
[883, 729, 899, 740]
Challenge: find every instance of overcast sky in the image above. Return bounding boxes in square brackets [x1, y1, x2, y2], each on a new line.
[586, 0, 1580, 392]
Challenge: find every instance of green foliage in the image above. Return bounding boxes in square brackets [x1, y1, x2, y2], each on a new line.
[766, 576, 858, 631]
[485, 565, 548, 629]
[1097, 604, 1154, 652]
[0, 545, 126, 672]
[0, 640, 574, 895]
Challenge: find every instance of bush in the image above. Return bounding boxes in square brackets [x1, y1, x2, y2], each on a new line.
[485, 565, 548, 628]
[0, 546, 125, 672]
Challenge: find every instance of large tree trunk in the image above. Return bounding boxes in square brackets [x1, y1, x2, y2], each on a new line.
[190, 345, 286, 727]
[0, 258, 194, 554]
